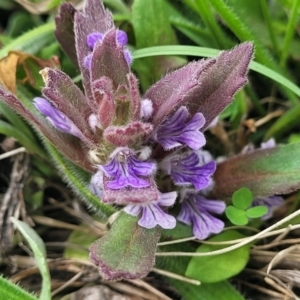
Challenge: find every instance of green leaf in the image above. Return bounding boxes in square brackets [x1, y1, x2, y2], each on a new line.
[232, 187, 253, 209]
[246, 206, 268, 218]
[185, 230, 250, 282]
[213, 143, 300, 199]
[157, 243, 245, 299]
[0, 101, 36, 141]
[90, 212, 160, 280]
[64, 224, 100, 260]
[0, 276, 38, 300]
[10, 218, 51, 300]
[225, 206, 248, 226]
[288, 134, 300, 144]
[132, 0, 185, 90]
[0, 120, 45, 158]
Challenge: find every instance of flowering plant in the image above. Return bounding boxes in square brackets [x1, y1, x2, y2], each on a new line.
[2, 0, 300, 298]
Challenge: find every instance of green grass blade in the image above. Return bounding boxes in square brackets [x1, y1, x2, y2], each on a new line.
[0, 120, 46, 158]
[0, 22, 55, 59]
[133, 45, 300, 99]
[0, 102, 36, 141]
[0, 276, 38, 300]
[183, 0, 229, 48]
[280, 0, 300, 67]
[260, 0, 279, 55]
[10, 218, 51, 300]
[208, 0, 297, 103]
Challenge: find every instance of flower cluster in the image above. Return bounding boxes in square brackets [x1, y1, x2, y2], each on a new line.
[0, 0, 254, 240]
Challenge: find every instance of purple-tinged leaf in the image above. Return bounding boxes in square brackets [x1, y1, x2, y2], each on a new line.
[74, 0, 114, 101]
[55, 3, 78, 68]
[40, 68, 96, 146]
[0, 86, 93, 172]
[92, 77, 115, 128]
[144, 59, 215, 127]
[145, 43, 253, 129]
[90, 212, 160, 280]
[90, 30, 130, 88]
[212, 143, 300, 200]
[127, 73, 141, 121]
[104, 122, 153, 146]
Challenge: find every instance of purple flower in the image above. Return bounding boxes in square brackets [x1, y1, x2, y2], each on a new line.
[252, 196, 284, 220]
[124, 192, 177, 229]
[124, 49, 132, 65]
[101, 147, 155, 189]
[153, 106, 206, 150]
[116, 30, 128, 46]
[160, 152, 216, 190]
[84, 30, 131, 69]
[87, 32, 104, 49]
[84, 53, 92, 69]
[98, 148, 159, 204]
[261, 138, 276, 149]
[90, 169, 103, 198]
[178, 190, 225, 240]
[33, 97, 85, 140]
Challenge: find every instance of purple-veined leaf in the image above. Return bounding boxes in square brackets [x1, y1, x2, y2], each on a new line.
[212, 143, 300, 199]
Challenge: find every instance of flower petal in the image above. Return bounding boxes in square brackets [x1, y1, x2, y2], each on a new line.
[155, 106, 206, 150]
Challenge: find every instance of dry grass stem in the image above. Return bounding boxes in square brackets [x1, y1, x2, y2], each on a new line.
[267, 245, 300, 274]
[51, 270, 84, 297]
[105, 281, 162, 300]
[264, 277, 296, 299]
[152, 268, 200, 285]
[239, 280, 289, 299]
[31, 215, 91, 232]
[0, 147, 26, 160]
[155, 209, 300, 257]
[129, 279, 173, 300]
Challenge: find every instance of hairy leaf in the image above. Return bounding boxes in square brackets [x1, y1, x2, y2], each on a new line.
[74, 0, 114, 102]
[55, 3, 78, 68]
[0, 85, 93, 172]
[213, 143, 300, 199]
[0, 276, 38, 300]
[91, 30, 130, 88]
[90, 212, 160, 280]
[40, 68, 96, 145]
[144, 43, 253, 129]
